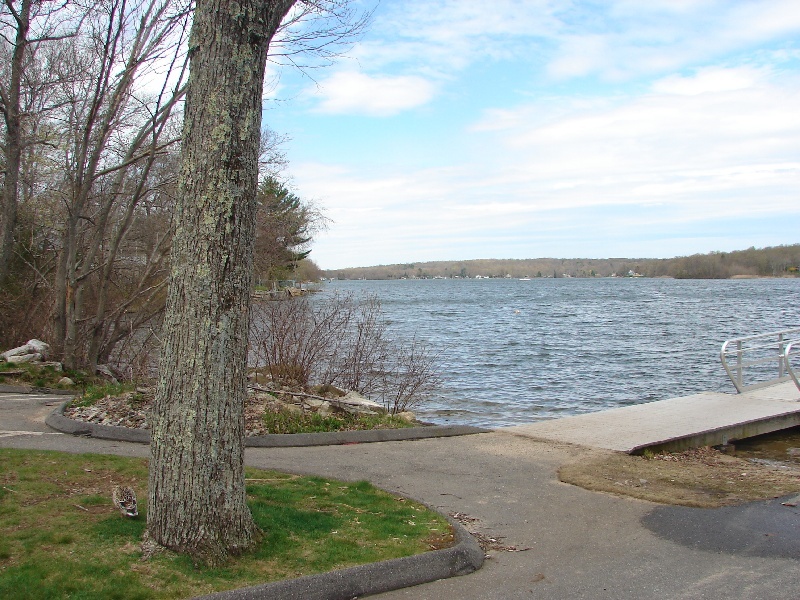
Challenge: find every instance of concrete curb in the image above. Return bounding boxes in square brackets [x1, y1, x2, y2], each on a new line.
[46, 400, 150, 443]
[193, 516, 485, 600]
[45, 399, 490, 447]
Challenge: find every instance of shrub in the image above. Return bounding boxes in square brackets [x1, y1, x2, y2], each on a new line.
[249, 292, 440, 414]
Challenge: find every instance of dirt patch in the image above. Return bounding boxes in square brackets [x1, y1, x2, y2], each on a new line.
[559, 445, 800, 508]
[450, 512, 533, 554]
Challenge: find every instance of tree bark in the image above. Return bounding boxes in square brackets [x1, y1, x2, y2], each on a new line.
[147, 0, 295, 564]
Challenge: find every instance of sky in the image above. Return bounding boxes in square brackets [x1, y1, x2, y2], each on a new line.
[264, 0, 800, 270]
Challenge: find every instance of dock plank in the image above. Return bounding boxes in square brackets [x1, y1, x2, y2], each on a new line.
[501, 381, 800, 453]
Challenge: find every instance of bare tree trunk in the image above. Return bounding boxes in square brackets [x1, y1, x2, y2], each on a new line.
[52, 210, 77, 361]
[147, 0, 295, 564]
[0, 0, 31, 287]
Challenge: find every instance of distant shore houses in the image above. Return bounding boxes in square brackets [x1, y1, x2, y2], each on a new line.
[372, 273, 647, 280]
[609, 270, 643, 277]
[341, 271, 651, 281]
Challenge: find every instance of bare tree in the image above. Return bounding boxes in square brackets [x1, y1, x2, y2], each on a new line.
[271, 0, 372, 72]
[0, 0, 79, 286]
[47, 0, 190, 368]
[2, 0, 370, 362]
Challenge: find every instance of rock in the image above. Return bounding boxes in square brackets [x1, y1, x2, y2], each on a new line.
[295, 397, 332, 416]
[312, 383, 346, 397]
[2, 338, 50, 361]
[395, 411, 416, 422]
[332, 391, 386, 415]
[283, 403, 303, 414]
[40, 361, 63, 371]
[6, 353, 42, 364]
[304, 398, 329, 409]
[95, 364, 118, 383]
[26, 339, 50, 358]
[787, 448, 800, 457]
[57, 376, 75, 386]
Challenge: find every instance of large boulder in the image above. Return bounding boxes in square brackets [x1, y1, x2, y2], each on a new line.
[6, 353, 42, 364]
[26, 339, 50, 358]
[2, 339, 50, 362]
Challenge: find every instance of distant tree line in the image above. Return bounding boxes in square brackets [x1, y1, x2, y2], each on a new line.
[325, 244, 800, 281]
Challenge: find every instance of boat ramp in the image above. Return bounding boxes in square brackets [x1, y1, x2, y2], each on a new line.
[503, 329, 800, 454]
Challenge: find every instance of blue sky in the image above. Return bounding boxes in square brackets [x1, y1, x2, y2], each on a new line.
[265, 0, 800, 270]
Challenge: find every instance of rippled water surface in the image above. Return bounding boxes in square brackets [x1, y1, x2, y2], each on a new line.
[323, 278, 800, 428]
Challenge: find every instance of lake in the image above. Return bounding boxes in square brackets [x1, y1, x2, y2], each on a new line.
[323, 278, 800, 428]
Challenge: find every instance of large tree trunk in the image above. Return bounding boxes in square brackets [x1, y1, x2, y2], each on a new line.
[147, 0, 295, 564]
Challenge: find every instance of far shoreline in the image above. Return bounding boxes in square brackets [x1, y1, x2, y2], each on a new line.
[321, 243, 800, 281]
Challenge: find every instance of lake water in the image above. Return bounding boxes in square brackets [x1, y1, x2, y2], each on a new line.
[323, 278, 800, 428]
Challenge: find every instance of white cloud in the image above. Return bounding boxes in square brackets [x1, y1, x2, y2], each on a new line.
[312, 71, 436, 116]
[543, 1, 800, 82]
[486, 67, 800, 174]
[343, 1, 800, 85]
[274, 1, 800, 268]
[296, 1, 800, 118]
[651, 67, 761, 95]
[293, 64, 800, 268]
[339, 0, 565, 80]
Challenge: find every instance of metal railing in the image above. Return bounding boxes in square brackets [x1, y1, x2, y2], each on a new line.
[720, 328, 800, 393]
[782, 339, 800, 391]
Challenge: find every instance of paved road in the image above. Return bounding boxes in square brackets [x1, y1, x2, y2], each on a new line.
[2, 392, 799, 600]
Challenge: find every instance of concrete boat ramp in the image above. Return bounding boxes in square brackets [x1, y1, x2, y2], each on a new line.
[502, 380, 800, 453]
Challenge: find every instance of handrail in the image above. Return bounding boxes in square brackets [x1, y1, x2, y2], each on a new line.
[783, 340, 800, 391]
[720, 328, 800, 393]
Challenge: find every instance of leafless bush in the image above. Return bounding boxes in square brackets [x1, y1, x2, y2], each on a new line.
[319, 293, 388, 392]
[376, 335, 441, 415]
[109, 325, 164, 383]
[250, 293, 351, 386]
[249, 292, 440, 414]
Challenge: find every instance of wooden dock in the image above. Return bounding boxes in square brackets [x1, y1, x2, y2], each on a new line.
[501, 381, 800, 453]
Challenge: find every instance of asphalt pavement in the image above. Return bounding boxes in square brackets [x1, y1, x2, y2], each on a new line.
[2, 391, 799, 600]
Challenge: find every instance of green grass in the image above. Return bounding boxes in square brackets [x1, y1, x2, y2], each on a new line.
[0, 449, 452, 599]
[70, 382, 138, 407]
[261, 410, 417, 434]
[0, 361, 90, 389]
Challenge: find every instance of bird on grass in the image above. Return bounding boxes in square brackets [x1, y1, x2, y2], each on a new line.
[112, 485, 139, 518]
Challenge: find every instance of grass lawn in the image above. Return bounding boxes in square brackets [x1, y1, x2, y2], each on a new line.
[0, 449, 453, 599]
[259, 409, 417, 433]
[0, 361, 91, 390]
